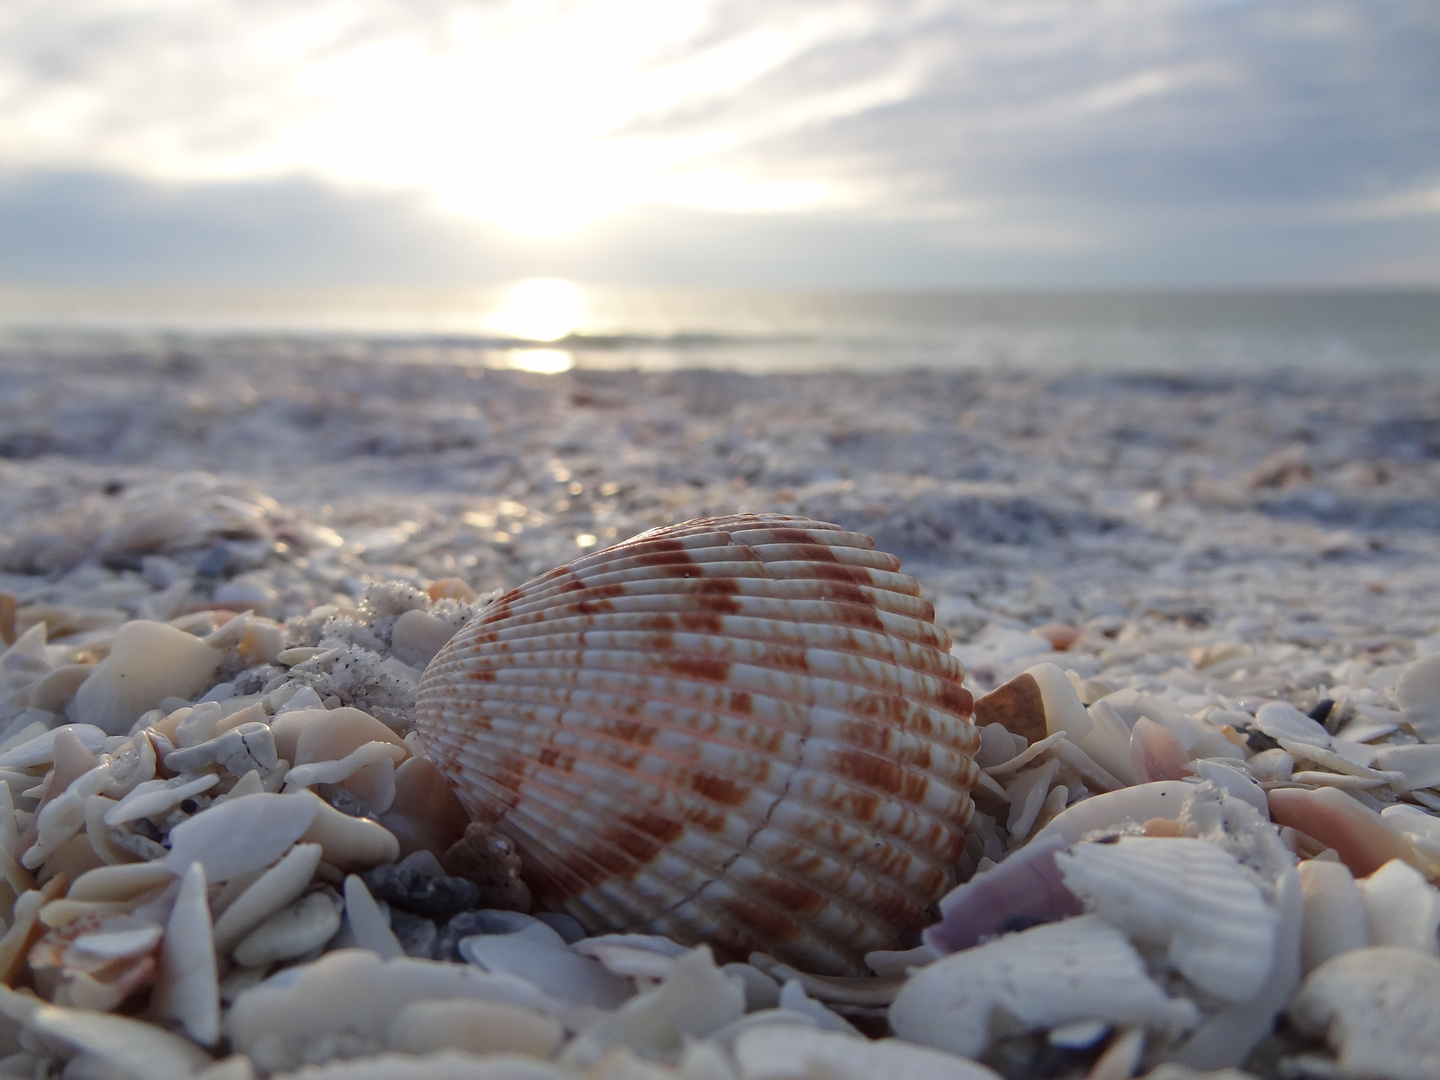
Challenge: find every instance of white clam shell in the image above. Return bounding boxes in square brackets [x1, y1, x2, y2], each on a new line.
[458, 933, 633, 1008]
[416, 514, 979, 974]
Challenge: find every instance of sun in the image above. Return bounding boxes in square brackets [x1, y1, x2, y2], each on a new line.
[496, 278, 584, 341]
[495, 279, 585, 343]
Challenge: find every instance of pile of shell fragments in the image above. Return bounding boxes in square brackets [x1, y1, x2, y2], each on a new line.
[0, 486, 1438, 1080]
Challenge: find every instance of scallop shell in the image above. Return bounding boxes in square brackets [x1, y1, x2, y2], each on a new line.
[415, 514, 979, 974]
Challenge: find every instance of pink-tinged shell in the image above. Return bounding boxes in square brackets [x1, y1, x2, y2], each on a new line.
[415, 514, 979, 975]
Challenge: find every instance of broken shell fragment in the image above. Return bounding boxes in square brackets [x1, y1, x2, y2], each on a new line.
[1289, 947, 1440, 1080]
[1055, 836, 1278, 1002]
[1357, 858, 1440, 955]
[224, 949, 564, 1074]
[1397, 654, 1440, 742]
[163, 792, 317, 881]
[385, 997, 564, 1058]
[67, 619, 222, 735]
[0, 987, 214, 1080]
[298, 789, 402, 870]
[212, 843, 324, 955]
[924, 831, 1082, 955]
[416, 514, 980, 975]
[1267, 786, 1417, 878]
[973, 672, 1047, 744]
[1297, 859, 1369, 974]
[27, 911, 163, 1010]
[891, 915, 1200, 1059]
[232, 889, 342, 967]
[150, 861, 219, 1045]
[735, 1023, 1006, 1080]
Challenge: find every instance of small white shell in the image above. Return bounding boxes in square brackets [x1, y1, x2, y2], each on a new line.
[417, 514, 980, 974]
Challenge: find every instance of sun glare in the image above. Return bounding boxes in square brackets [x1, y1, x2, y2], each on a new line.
[231, 4, 866, 236]
[496, 278, 584, 342]
[7, 3, 881, 238]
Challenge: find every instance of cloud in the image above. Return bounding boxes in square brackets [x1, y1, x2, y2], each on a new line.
[0, 167, 1100, 288]
[0, 170, 499, 285]
[5, 166, 1436, 289]
[603, 2, 1440, 217]
[0, 0, 1437, 284]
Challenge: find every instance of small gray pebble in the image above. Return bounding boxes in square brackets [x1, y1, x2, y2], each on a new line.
[195, 542, 232, 578]
[361, 864, 481, 919]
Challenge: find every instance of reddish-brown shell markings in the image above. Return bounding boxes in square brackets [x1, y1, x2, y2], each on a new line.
[415, 513, 979, 975]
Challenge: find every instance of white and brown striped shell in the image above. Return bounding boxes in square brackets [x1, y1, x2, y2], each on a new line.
[415, 514, 979, 974]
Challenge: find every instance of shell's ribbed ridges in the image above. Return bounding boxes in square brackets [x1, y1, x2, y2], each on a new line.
[415, 513, 979, 975]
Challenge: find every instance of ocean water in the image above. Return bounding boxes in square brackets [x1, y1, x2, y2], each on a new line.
[0, 284, 1436, 376]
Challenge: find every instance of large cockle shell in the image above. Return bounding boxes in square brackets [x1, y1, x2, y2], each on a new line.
[415, 514, 979, 974]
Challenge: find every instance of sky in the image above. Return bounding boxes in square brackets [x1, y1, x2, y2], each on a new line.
[1, 0, 1438, 289]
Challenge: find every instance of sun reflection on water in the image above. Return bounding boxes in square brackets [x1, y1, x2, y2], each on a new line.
[504, 348, 574, 374]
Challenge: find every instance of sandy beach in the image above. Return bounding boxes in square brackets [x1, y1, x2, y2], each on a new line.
[6, 0, 1439, 1072]
[1, 341, 1439, 1079]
